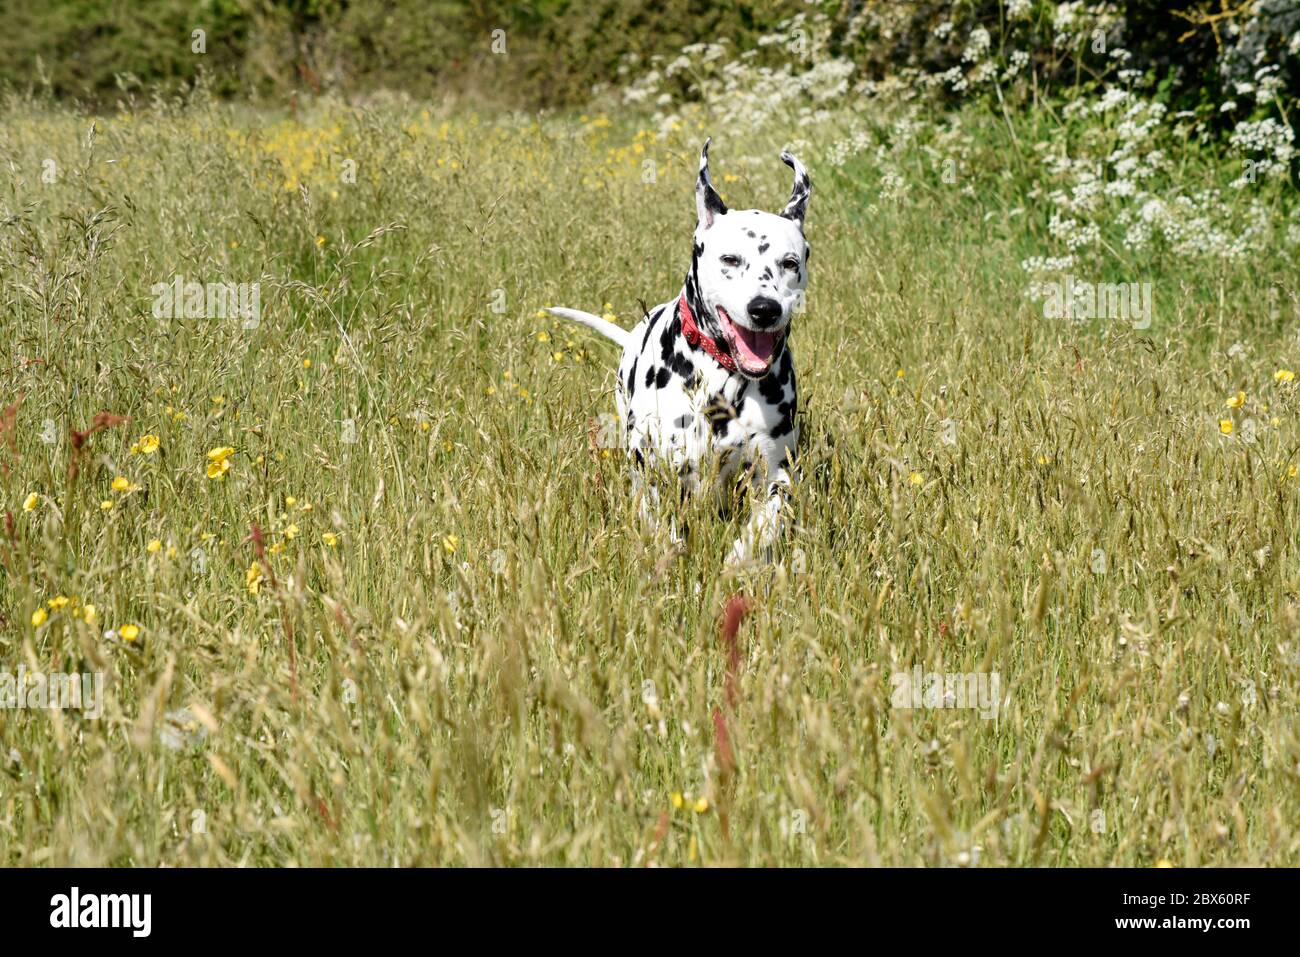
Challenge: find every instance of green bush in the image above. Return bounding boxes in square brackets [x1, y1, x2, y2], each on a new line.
[1, 1, 1296, 112]
[0, 0, 800, 107]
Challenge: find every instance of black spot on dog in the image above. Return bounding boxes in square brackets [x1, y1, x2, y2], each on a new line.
[644, 364, 657, 389]
[667, 350, 695, 380]
[758, 242, 769, 254]
[661, 321, 681, 363]
[626, 356, 639, 395]
[777, 349, 793, 381]
[674, 414, 692, 429]
[661, 311, 683, 353]
[771, 397, 796, 439]
[759, 369, 785, 404]
[704, 395, 737, 436]
[655, 367, 671, 389]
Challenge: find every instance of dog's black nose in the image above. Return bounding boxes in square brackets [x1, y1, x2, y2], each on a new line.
[746, 296, 783, 328]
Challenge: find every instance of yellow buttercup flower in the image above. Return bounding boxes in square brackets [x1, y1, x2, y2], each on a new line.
[81, 604, 97, 624]
[1226, 391, 1245, 409]
[908, 471, 924, 485]
[147, 539, 162, 554]
[31, 608, 48, 627]
[48, 595, 70, 611]
[441, 534, 459, 554]
[206, 446, 235, 480]
[693, 796, 709, 814]
[1274, 369, 1295, 384]
[111, 476, 131, 493]
[137, 434, 160, 454]
[1219, 419, 1234, 435]
[100, 499, 114, 511]
[246, 561, 263, 595]
[22, 492, 38, 512]
[120, 624, 140, 642]
[283, 524, 299, 541]
[670, 792, 684, 810]
[322, 532, 338, 548]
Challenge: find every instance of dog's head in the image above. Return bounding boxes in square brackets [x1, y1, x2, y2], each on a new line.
[686, 138, 811, 379]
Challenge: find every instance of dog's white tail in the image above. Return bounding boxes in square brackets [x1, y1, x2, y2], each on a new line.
[545, 307, 629, 349]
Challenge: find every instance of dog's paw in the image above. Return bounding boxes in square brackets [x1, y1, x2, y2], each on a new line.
[667, 521, 685, 548]
[725, 537, 754, 568]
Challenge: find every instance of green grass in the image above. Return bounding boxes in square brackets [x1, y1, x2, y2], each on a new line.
[0, 93, 1297, 866]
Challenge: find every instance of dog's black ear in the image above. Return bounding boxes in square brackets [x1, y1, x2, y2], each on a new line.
[695, 138, 728, 229]
[778, 150, 811, 227]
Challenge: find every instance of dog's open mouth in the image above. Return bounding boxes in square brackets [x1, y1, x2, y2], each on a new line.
[717, 307, 783, 376]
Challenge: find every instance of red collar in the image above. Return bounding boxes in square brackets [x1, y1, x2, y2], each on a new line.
[678, 293, 736, 372]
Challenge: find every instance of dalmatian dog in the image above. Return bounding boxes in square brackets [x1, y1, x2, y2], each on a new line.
[547, 139, 810, 565]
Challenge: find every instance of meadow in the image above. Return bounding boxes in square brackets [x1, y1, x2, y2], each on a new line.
[0, 81, 1298, 866]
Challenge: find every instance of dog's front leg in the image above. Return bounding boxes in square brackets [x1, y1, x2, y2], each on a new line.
[631, 469, 684, 546]
[726, 465, 793, 566]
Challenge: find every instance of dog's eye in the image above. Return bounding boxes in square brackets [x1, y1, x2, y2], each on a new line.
[719, 255, 741, 268]
[780, 257, 800, 271]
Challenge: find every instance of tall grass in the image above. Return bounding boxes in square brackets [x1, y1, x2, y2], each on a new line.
[0, 92, 1297, 866]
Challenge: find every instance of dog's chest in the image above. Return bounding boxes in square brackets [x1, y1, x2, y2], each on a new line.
[616, 303, 797, 487]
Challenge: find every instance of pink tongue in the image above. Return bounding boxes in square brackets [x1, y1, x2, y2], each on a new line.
[731, 323, 776, 370]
